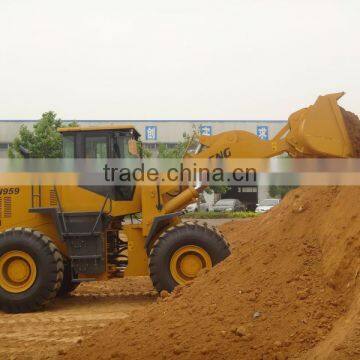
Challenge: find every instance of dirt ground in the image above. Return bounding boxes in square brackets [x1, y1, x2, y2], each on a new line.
[0, 277, 156, 360]
[62, 187, 360, 360]
[3, 183, 360, 360]
[0, 219, 233, 360]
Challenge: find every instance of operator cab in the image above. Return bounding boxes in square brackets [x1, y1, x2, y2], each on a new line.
[58, 125, 141, 201]
[58, 125, 140, 159]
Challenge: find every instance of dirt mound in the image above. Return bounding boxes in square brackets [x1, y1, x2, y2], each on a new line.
[342, 107, 360, 157]
[62, 187, 360, 360]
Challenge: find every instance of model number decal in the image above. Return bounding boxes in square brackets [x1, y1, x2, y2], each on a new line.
[0, 187, 20, 195]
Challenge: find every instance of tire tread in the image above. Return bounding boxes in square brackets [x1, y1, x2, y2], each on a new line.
[0, 228, 64, 313]
[149, 222, 230, 293]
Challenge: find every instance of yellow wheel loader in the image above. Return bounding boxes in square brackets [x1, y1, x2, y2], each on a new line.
[0, 93, 355, 312]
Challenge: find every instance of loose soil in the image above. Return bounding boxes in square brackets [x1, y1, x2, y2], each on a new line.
[63, 186, 360, 360]
[0, 277, 156, 360]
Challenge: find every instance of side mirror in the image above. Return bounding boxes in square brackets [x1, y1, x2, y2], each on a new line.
[128, 139, 139, 157]
[19, 145, 30, 158]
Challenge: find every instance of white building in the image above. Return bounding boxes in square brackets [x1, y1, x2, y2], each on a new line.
[0, 119, 286, 155]
[0, 119, 287, 207]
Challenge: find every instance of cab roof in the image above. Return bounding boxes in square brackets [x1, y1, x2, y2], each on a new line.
[58, 125, 140, 137]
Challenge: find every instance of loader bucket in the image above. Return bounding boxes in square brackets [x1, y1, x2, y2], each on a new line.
[286, 92, 354, 157]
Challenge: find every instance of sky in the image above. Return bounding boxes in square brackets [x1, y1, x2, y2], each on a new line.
[0, 0, 359, 120]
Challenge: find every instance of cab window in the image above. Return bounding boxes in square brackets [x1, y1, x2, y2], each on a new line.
[85, 136, 108, 158]
[63, 135, 75, 158]
[112, 133, 138, 158]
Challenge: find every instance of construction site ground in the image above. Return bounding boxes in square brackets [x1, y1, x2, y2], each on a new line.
[0, 277, 156, 360]
[2, 185, 360, 360]
[0, 219, 231, 360]
[62, 186, 360, 360]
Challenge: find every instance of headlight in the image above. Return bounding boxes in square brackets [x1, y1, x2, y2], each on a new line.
[225, 208, 233, 211]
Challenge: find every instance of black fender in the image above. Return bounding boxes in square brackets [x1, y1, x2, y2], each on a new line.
[145, 211, 183, 255]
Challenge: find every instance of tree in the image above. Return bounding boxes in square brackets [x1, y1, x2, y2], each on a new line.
[8, 111, 77, 158]
[138, 143, 152, 158]
[204, 184, 230, 195]
[157, 132, 196, 159]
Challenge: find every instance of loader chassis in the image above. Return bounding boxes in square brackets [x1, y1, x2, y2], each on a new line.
[0, 125, 230, 312]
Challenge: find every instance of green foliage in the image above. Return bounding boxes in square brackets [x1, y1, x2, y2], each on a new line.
[268, 185, 297, 199]
[67, 120, 79, 128]
[8, 112, 77, 158]
[205, 185, 230, 195]
[137, 142, 152, 158]
[157, 132, 196, 159]
[183, 211, 258, 219]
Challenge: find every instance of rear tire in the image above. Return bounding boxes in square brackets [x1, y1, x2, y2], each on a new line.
[57, 260, 79, 296]
[149, 222, 230, 293]
[0, 228, 64, 313]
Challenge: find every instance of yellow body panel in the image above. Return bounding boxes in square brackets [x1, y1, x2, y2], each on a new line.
[123, 224, 148, 276]
[58, 185, 141, 215]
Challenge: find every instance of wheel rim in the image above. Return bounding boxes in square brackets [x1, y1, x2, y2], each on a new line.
[0, 250, 37, 293]
[170, 245, 212, 285]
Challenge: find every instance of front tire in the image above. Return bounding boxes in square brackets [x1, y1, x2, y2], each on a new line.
[149, 222, 230, 293]
[0, 228, 64, 313]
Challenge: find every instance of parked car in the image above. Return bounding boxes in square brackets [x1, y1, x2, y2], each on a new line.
[255, 198, 280, 213]
[185, 200, 210, 212]
[213, 199, 246, 212]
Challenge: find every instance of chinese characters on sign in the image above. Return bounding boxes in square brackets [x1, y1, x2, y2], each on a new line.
[200, 125, 212, 136]
[145, 126, 157, 140]
[256, 125, 269, 140]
